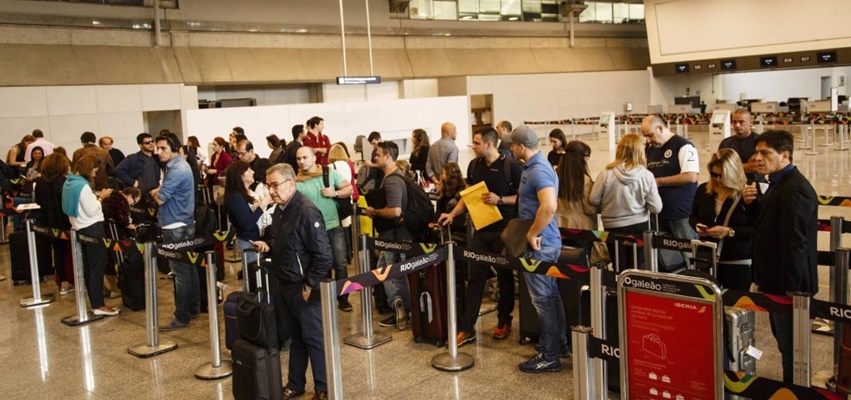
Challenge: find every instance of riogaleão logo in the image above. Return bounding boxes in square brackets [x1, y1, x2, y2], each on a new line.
[102, 238, 113, 248]
[213, 230, 230, 242]
[419, 243, 437, 254]
[520, 258, 541, 272]
[147, 208, 156, 216]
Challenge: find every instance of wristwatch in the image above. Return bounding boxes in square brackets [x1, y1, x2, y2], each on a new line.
[727, 228, 736, 238]
[498, 196, 504, 205]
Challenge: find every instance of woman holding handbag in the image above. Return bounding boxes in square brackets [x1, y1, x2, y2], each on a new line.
[689, 149, 753, 290]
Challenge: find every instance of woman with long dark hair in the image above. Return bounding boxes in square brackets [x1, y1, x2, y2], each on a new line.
[547, 129, 567, 169]
[267, 134, 286, 165]
[556, 141, 596, 229]
[225, 160, 273, 264]
[433, 162, 464, 229]
[34, 153, 73, 294]
[61, 154, 119, 315]
[187, 135, 206, 165]
[410, 128, 431, 180]
[203, 136, 232, 187]
[7, 134, 34, 172]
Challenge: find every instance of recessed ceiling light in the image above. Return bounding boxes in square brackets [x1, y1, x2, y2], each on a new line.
[92, 20, 101, 26]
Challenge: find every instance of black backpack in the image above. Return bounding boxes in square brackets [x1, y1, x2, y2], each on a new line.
[386, 174, 434, 242]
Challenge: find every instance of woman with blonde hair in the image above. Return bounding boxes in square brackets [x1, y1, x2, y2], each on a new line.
[590, 133, 662, 270]
[689, 148, 752, 290]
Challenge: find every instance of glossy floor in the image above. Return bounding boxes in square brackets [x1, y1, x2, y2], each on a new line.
[0, 127, 843, 399]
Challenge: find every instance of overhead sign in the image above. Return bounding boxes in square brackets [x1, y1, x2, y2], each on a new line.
[336, 76, 382, 85]
[618, 271, 724, 400]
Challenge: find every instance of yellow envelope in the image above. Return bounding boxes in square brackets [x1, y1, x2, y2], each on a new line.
[460, 181, 503, 230]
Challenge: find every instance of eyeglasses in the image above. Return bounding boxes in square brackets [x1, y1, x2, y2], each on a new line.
[267, 179, 292, 190]
[710, 172, 722, 179]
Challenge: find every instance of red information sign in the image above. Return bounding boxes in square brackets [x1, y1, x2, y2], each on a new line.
[624, 289, 717, 400]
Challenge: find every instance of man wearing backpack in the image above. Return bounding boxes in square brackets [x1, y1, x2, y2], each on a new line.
[438, 127, 522, 347]
[365, 141, 412, 330]
[294, 146, 354, 313]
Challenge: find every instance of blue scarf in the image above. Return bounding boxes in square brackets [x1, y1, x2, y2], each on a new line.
[61, 174, 90, 218]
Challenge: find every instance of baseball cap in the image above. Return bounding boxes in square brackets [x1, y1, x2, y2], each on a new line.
[510, 125, 538, 148]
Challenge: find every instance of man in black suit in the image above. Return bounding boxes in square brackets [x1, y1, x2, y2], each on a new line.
[743, 129, 818, 384]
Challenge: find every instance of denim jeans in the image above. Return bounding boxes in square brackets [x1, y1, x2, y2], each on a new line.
[163, 224, 198, 323]
[379, 250, 409, 311]
[522, 245, 567, 360]
[328, 226, 349, 301]
[661, 218, 697, 266]
[236, 238, 259, 265]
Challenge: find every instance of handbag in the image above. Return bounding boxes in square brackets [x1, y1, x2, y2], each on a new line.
[236, 295, 279, 350]
[323, 166, 353, 221]
[500, 219, 535, 258]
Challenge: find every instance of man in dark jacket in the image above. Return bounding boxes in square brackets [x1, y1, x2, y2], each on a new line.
[253, 163, 332, 400]
[114, 133, 161, 193]
[743, 129, 818, 384]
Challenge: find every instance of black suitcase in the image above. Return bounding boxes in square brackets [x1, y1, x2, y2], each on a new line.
[231, 339, 283, 400]
[118, 254, 145, 311]
[10, 231, 52, 285]
[225, 254, 273, 350]
[518, 245, 589, 344]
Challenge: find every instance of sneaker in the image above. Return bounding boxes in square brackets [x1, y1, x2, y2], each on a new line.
[338, 298, 353, 312]
[59, 285, 75, 295]
[456, 331, 476, 347]
[93, 306, 120, 316]
[518, 353, 562, 373]
[493, 321, 512, 340]
[393, 298, 407, 330]
[378, 315, 398, 327]
[535, 344, 571, 359]
[159, 318, 190, 331]
[282, 386, 305, 400]
[312, 391, 328, 400]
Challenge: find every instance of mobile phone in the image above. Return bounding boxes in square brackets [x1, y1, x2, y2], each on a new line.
[696, 223, 708, 231]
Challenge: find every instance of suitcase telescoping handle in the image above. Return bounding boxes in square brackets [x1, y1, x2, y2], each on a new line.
[689, 239, 718, 277]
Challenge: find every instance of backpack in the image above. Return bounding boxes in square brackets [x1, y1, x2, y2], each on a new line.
[386, 173, 434, 242]
[356, 165, 379, 192]
[466, 155, 517, 195]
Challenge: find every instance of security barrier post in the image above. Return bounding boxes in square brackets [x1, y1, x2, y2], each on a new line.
[571, 326, 596, 399]
[793, 292, 812, 387]
[643, 230, 658, 272]
[61, 230, 105, 326]
[590, 263, 607, 399]
[432, 242, 475, 371]
[195, 251, 232, 379]
[321, 279, 344, 399]
[344, 234, 391, 349]
[128, 241, 178, 357]
[833, 248, 850, 377]
[20, 219, 54, 307]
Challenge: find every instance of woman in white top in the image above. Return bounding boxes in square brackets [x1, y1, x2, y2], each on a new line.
[61, 154, 120, 316]
[590, 133, 662, 270]
[327, 142, 357, 262]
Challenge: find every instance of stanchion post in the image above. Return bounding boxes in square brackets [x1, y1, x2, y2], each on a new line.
[642, 230, 658, 272]
[793, 292, 812, 388]
[128, 241, 178, 357]
[432, 242, 475, 371]
[20, 219, 54, 307]
[590, 263, 607, 399]
[195, 251, 232, 379]
[321, 279, 344, 399]
[572, 326, 597, 400]
[61, 230, 104, 326]
[344, 234, 391, 349]
[833, 248, 850, 377]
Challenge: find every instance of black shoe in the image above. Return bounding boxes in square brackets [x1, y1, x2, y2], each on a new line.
[282, 387, 306, 400]
[376, 305, 393, 315]
[338, 298, 353, 312]
[378, 315, 398, 327]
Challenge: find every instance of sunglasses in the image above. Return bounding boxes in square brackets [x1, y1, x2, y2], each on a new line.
[710, 172, 722, 179]
[143, 140, 154, 145]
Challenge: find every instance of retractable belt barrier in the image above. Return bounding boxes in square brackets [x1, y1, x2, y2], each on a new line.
[817, 196, 851, 207]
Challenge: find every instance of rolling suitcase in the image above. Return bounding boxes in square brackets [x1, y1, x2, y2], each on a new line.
[725, 307, 756, 375]
[225, 254, 272, 350]
[10, 231, 52, 285]
[518, 245, 590, 344]
[231, 339, 283, 400]
[407, 226, 464, 346]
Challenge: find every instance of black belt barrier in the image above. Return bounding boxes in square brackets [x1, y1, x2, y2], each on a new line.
[651, 235, 692, 252]
[817, 195, 851, 207]
[336, 247, 448, 297]
[588, 336, 619, 364]
[366, 237, 440, 257]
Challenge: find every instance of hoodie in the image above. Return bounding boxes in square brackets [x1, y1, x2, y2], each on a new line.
[589, 164, 662, 228]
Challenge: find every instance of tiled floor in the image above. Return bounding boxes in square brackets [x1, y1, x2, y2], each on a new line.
[0, 126, 844, 399]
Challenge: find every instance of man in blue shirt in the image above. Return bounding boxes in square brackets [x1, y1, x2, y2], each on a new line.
[510, 125, 567, 373]
[152, 132, 197, 331]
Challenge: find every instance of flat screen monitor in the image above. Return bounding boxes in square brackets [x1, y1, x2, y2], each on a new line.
[675, 96, 700, 109]
[818, 51, 837, 63]
[720, 59, 737, 70]
[600, 114, 611, 125]
[760, 56, 778, 67]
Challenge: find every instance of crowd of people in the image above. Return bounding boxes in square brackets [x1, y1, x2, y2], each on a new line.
[2, 108, 817, 395]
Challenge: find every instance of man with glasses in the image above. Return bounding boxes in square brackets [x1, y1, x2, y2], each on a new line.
[294, 146, 354, 312]
[642, 115, 700, 254]
[152, 132, 197, 331]
[720, 108, 765, 184]
[365, 141, 411, 330]
[115, 133, 161, 194]
[252, 163, 332, 400]
[235, 139, 271, 191]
